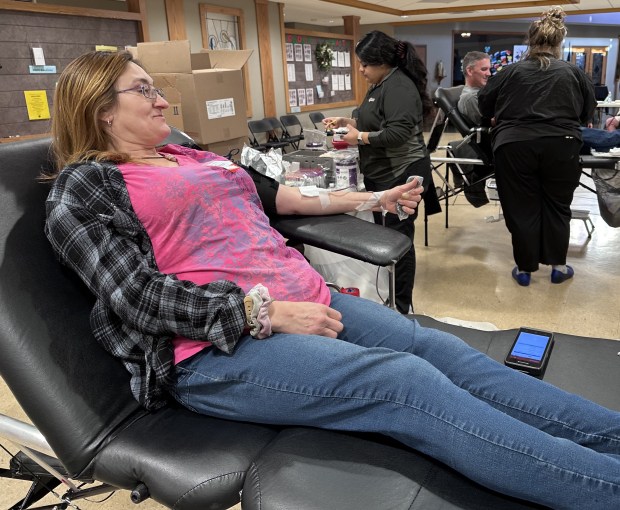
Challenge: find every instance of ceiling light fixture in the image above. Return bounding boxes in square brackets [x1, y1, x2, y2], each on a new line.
[461, 32, 471, 38]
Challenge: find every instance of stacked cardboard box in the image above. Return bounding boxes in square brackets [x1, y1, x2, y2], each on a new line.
[135, 41, 252, 152]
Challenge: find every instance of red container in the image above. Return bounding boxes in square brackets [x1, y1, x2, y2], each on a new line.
[331, 140, 349, 150]
[339, 287, 360, 297]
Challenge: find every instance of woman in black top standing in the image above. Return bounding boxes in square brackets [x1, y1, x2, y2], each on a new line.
[478, 7, 596, 287]
[324, 31, 435, 313]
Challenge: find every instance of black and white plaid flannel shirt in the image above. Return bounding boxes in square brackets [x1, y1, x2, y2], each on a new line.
[45, 157, 249, 410]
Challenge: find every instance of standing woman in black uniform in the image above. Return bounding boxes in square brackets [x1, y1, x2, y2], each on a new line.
[478, 7, 596, 287]
[324, 31, 434, 314]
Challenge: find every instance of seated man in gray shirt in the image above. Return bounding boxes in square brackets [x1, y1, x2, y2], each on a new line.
[458, 51, 491, 125]
[449, 51, 492, 204]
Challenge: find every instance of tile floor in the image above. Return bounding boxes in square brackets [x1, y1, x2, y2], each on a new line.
[1, 150, 619, 510]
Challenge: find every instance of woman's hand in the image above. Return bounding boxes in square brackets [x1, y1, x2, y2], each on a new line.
[343, 124, 360, 145]
[268, 300, 343, 338]
[605, 115, 620, 132]
[323, 117, 354, 130]
[380, 178, 423, 216]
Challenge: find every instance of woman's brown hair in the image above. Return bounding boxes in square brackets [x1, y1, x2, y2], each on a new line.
[46, 50, 139, 179]
[525, 6, 567, 70]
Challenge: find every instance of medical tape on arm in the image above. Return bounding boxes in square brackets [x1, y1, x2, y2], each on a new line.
[299, 185, 332, 209]
[298, 187, 385, 212]
[355, 191, 385, 212]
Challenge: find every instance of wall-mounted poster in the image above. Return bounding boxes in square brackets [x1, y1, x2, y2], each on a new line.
[298, 88, 306, 106]
[288, 88, 298, 107]
[283, 30, 355, 112]
[294, 43, 303, 62]
[287, 63, 296, 82]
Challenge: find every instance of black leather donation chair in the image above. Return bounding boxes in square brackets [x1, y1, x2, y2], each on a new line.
[428, 86, 495, 223]
[2, 136, 619, 510]
[430, 86, 620, 235]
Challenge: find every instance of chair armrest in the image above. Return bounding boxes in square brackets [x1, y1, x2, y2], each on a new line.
[271, 214, 411, 267]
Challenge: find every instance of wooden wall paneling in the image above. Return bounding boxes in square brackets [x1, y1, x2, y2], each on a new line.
[126, 0, 149, 42]
[255, 0, 276, 118]
[0, 10, 139, 139]
[343, 15, 365, 106]
[164, 0, 186, 41]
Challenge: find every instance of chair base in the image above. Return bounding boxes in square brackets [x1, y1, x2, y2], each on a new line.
[571, 208, 595, 238]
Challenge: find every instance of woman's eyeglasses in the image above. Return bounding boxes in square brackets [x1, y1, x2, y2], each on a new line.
[116, 84, 165, 101]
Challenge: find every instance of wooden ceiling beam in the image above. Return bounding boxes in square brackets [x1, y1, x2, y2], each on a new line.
[318, 0, 580, 18]
[392, 5, 620, 26]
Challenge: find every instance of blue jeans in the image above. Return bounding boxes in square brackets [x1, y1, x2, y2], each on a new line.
[581, 127, 620, 153]
[171, 293, 620, 509]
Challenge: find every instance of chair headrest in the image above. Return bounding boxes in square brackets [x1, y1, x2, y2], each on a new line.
[434, 86, 476, 137]
[435, 86, 465, 112]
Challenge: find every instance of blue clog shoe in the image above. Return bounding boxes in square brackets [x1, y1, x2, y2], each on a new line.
[551, 265, 574, 284]
[512, 267, 531, 287]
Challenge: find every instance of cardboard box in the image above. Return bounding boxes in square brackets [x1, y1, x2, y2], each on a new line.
[137, 40, 193, 74]
[201, 136, 248, 158]
[152, 74, 184, 131]
[137, 41, 252, 145]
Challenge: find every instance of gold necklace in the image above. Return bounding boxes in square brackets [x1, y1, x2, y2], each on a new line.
[136, 153, 178, 162]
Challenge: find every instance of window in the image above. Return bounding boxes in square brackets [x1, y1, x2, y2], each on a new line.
[199, 4, 252, 117]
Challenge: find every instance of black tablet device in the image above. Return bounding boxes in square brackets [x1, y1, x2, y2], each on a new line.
[504, 327, 554, 377]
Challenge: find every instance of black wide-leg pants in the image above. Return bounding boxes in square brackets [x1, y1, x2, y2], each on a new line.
[494, 136, 582, 272]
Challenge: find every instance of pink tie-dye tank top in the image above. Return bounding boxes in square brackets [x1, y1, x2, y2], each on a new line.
[119, 146, 330, 363]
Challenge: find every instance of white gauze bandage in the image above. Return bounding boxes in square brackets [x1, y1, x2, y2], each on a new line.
[299, 185, 332, 209]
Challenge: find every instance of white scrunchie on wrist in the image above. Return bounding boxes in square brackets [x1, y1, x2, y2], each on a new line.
[243, 284, 273, 339]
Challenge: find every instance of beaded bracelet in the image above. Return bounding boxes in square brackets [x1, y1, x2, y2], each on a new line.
[243, 284, 273, 339]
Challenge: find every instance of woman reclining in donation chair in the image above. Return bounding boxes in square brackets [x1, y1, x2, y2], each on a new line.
[44, 50, 620, 510]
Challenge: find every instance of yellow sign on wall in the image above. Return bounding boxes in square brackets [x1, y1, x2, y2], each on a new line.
[24, 90, 51, 121]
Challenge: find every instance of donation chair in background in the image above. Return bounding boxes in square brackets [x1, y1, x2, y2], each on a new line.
[428, 86, 495, 220]
[2, 135, 619, 510]
[430, 87, 618, 238]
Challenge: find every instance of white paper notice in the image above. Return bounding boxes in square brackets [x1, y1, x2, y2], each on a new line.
[294, 44, 303, 62]
[337, 51, 345, 68]
[297, 88, 306, 106]
[306, 88, 314, 105]
[205, 98, 235, 119]
[331, 74, 339, 91]
[304, 44, 312, 62]
[289, 89, 298, 107]
[32, 47, 46, 66]
[345, 74, 352, 90]
[287, 63, 296, 82]
[286, 43, 294, 61]
[338, 74, 345, 91]
[316, 84, 324, 99]
[305, 63, 313, 82]
[344, 52, 351, 67]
